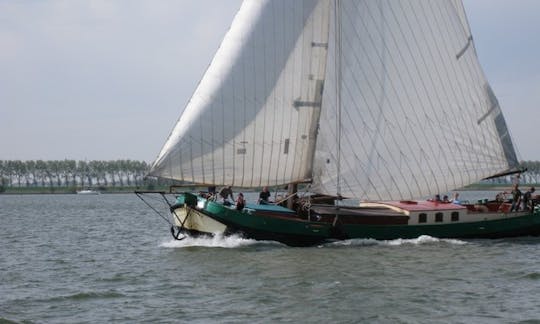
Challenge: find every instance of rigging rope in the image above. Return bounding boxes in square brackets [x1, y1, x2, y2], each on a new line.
[135, 192, 173, 226]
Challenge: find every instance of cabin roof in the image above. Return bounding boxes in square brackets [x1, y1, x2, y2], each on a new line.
[364, 200, 468, 212]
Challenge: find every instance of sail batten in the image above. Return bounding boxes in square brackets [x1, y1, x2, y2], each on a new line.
[150, 0, 518, 201]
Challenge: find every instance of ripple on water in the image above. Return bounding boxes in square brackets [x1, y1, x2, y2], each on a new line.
[42, 290, 126, 302]
[4, 194, 540, 323]
[521, 272, 540, 280]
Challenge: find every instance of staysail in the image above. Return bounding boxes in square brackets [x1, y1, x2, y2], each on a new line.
[149, 0, 331, 187]
[150, 0, 518, 201]
[311, 0, 518, 200]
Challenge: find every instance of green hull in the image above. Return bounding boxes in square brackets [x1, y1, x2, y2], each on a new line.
[175, 193, 540, 246]
[341, 213, 540, 240]
[204, 200, 333, 246]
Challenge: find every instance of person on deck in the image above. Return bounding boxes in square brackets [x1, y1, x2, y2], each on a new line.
[451, 192, 461, 205]
[204, 185, 216, 200]
[510, 184, 522, 212]
[236, 193, 246, 211]
[219, 186, 234, 205]
[259, 186, 271, 204]
[522, 187, 535, 211]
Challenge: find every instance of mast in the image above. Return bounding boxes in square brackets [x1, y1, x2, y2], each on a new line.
[334, 0, 342, 198]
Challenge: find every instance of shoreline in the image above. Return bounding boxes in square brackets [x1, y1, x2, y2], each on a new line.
[0, 187, 157, 195]
[2, 184, 539, 195]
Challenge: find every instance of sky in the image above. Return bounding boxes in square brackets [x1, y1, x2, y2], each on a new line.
[1, 0, 539, 163]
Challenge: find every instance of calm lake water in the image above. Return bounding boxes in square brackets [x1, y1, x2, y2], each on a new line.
[2, 192, 540, 323]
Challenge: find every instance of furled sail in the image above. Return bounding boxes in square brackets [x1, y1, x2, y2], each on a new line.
[149, 0, 331, 187]
[311, 0, 518, 200]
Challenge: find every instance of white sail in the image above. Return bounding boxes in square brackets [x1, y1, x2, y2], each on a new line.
[150, 0, 518, 201]
[311, 0, 518, 200]
[149, 0, 331, 187]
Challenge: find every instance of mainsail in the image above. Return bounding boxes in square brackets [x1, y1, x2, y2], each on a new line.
[311, 0, 518, 200]
[150, 0, 518, 201]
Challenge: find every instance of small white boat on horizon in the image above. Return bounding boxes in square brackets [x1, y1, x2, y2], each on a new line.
[77, 189, 100, 195]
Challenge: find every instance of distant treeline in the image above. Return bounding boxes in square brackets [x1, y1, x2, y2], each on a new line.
[1, 159, 539, 193]
[448, 160, 540, 185]
[517, 161, 540, 184]
[0, 160, 166, 191]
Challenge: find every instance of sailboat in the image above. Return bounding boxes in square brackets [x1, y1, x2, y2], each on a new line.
[141, 0, 540, 246]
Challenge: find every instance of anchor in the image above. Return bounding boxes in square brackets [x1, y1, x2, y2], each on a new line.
[170, 226, 186, 241]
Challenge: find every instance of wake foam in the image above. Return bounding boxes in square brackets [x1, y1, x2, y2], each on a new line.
[327, 235, 467, 247]
[382, 235, 467, 246]
[160, 234, 466, 249]
[160, 233, 280, 249]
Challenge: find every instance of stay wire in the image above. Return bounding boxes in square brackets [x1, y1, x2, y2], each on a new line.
[135, 192, 173, 226]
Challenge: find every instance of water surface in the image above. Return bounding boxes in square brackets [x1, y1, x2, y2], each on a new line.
[2, 193, 540, 323]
